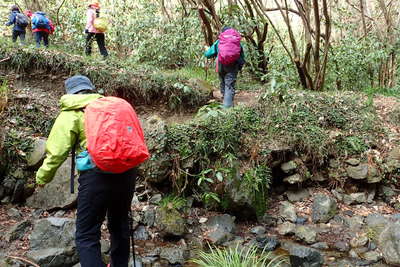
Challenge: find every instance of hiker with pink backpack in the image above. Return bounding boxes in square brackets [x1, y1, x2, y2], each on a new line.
[35, 75, 149, 267]
[205, 26, 245, 108]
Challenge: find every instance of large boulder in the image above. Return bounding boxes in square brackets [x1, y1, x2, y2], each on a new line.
[282, 242, 324, 267]
[160, 246, 190, 265]
[365, 214, 389, 241]
[311, 194, 337, 223]
[28, 217, 78, 267]
[26, 157, 78, 210]
[378, 221, 400, 265]
[26, 138, 47, 168]
[346, 164, 368, 180]
[139, 116, 171, 184]
[224, 170, 266, 219]
[202, 214, 236, 245]
[279, 201, 297, 223]
[155, 207, 186, 238]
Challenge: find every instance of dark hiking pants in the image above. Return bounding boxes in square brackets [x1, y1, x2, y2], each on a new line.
[12, 30, 25, 44]
[75, 168, 136, 267]
[34, 31, 49, 48]
[218, 63, 239, 108]
[85, 32, 109, 58]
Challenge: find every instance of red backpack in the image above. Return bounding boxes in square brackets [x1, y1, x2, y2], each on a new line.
[84, 96, 149, 173]
[218, 28, 241, 65]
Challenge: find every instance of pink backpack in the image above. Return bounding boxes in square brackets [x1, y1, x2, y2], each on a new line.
[218, 28, 241, 65]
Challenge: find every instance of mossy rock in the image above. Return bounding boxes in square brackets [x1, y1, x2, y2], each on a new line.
[155, 207, 187, 238]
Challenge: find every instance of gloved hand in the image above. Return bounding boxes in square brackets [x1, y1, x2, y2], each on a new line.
[84, 29, 89, 34]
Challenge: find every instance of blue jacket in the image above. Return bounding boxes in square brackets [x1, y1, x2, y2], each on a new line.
[5, 11, 26, 32]
[31, 12, 51, 31]
[204, 40, 246, 70]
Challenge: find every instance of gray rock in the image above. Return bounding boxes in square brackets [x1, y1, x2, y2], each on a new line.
[350, 235, 368, 248]
[258, 214, 277, 227]
[344, 215, 365, 231]
[343, 192, 368, 205]
[26, 138, 46, 168]
[27, 247, 78, 267]
[310, 242, 329, 250]
[140, 116, 170, 184]
[250, 226, 266, 236]
[155, 207, 186, 237]
[311, 194, 337, 223]
[224, 170, 265, 219]
[142, 208, 155, 227]
[284, 173, 308, 184]
[134, 225, 149, 240]
[281, 161, 297, 174]
[333, 241, 350, 252]
[362, 251, 381, 262]
[310, 174, 327, 182]
[255, 236, 280, 251]
[287, 188, 310, 202]
[367, 166, 382, 183]
[349, 249, 360, 259]
[7, 207, 22, 219]
[331, 189, 344, 202]
[159, 246, 189, 265]
[205, 214, 235, 233]
[3, 177, 16, 195]
[29, 217, 76, 250]
[278, 222, 296, 235]
[54, 210, 66, 217]
[346, 164, 368, 180]
[282, 242, 324, 267]
[203, 214, 235, 245]
[365, 214, 389, 240]
[346, 158, 360, 166]
[295, 225, 317, 244]
[5, 220, 31, 242]
[378, 221, 400, 265]
[279, 201, 297, 223]
[149, 194, 162, 204]
[26, 157, 78, 210]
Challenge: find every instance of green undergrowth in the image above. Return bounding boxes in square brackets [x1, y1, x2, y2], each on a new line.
[145, 89, 385, 213]
[0, 40, 211, 111]
[192, 244, 288, 267]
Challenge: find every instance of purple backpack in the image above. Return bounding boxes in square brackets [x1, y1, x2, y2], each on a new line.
[218, 29, 241, 65]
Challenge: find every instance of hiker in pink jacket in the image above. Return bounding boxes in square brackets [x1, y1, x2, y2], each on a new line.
[85, 1, 108, 58]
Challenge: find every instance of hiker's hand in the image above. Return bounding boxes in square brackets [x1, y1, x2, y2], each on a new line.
[204, 45, 209, 51]
[84, 29, 89, 34]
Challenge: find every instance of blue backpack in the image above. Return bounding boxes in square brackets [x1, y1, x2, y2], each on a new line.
[33, 13, 49, 29]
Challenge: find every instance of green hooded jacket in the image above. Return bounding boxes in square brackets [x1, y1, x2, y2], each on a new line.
[36, 94, 103, 185]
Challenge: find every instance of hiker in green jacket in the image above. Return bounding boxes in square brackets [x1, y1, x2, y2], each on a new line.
[36, 75, 137, 267]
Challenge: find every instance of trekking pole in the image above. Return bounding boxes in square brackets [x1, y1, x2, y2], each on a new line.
[70, 141, 77, 194]
[129, 209, 137, 267]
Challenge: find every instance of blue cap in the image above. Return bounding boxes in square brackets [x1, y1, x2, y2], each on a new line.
[65, 75, 95, 94]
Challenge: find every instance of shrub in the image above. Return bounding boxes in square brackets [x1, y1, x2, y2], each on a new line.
[192, 244, 288, 267]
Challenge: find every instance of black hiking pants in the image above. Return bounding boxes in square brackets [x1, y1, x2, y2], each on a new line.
[85, 32, 109, 58]
[218, 62, 239, 108]
[75, 168, 136, 267]
[12, 30, 25, 44]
